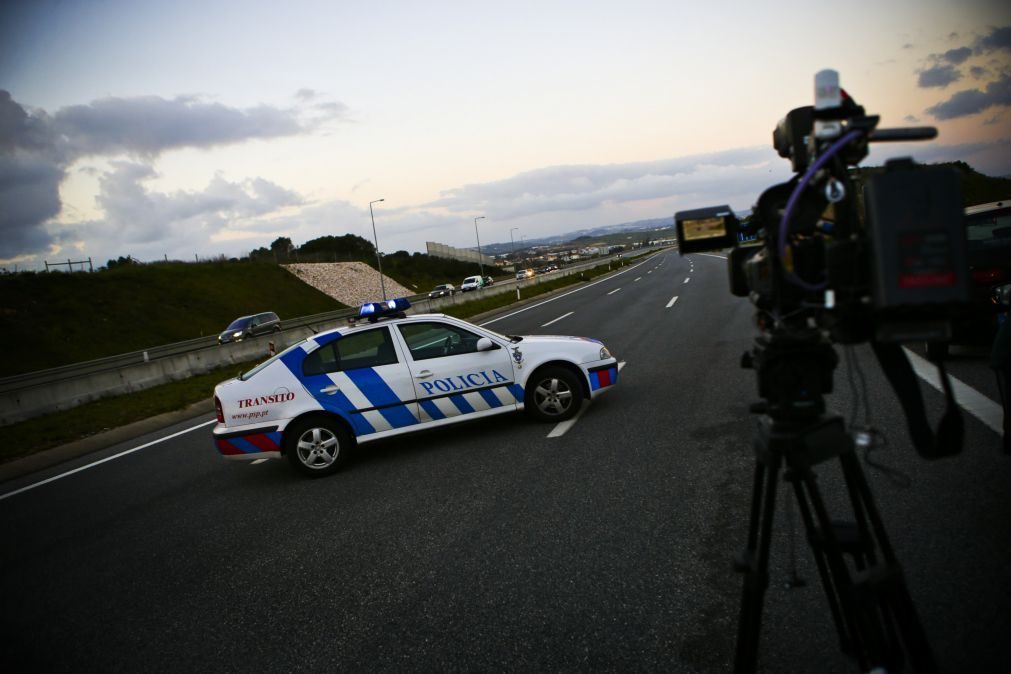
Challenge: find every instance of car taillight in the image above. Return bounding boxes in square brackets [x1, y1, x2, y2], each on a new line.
[972, 268, 1005, 286]
[214, 396, 224, 423]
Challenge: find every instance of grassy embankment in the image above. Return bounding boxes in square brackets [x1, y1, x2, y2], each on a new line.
[0, 256, 644, 463]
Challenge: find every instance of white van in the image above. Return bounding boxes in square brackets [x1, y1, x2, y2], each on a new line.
[461, 275, 484, 292]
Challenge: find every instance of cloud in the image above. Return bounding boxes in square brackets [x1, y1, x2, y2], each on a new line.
[942, 47, 973, 64]
[66, 161, 306, 260]
[426, 146, 787, 221]
[926, 72, 1011, 119]
[52, 95, 344, 158]
[970, 65, 989, 79]
[918, 64, 961, 88]
[976, 25, 1011, 52]
[0, 89, 346, 262]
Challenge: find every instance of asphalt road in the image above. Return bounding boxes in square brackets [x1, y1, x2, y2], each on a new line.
[2, 252, 1008, 672]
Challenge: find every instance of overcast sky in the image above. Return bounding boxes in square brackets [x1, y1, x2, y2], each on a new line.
[1, 0, 1009, 270]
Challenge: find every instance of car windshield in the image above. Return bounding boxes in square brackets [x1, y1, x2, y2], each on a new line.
[226, 317, 251, 330]
[240, 341, 306, 380]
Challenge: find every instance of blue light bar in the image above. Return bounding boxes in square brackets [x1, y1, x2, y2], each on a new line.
[357, 297, 411, 320]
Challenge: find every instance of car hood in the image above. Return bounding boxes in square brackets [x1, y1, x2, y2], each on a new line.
[511, 334, 608, 361]
[519, 334, 602, 345]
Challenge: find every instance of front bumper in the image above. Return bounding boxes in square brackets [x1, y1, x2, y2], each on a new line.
[587, 361, 619, 395]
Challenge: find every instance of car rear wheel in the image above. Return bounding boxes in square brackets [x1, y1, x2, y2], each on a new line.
[285, 417, 351, 477]
[525, 366, 583, 422]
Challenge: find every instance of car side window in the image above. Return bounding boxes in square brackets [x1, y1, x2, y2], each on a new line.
[398, 322, 487, 361]
[302, 327, 399, 376]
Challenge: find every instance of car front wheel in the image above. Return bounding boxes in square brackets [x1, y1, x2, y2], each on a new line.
[285, 417, 351, 477]
[525, 366, 584, 422]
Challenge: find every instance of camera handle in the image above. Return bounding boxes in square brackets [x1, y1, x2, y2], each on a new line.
[734, 414, 939, 674]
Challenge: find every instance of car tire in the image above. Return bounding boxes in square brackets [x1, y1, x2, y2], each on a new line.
[285, 416, 351, 477]
[926, 340, 949, 361]
[525, 366, 584, 422]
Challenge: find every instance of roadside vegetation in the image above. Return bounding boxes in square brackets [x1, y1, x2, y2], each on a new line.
[0, 261, 344, 377]
[0, 254, 652, 464]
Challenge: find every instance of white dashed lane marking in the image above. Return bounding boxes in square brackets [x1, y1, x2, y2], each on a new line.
[666, 296, 679, 308]
[547, 362, 627, 438]
[608, 288, 621, 295]
[541, 311, 574, 328]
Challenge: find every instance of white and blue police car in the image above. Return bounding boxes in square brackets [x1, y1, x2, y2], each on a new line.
[213, 298, 619, 476]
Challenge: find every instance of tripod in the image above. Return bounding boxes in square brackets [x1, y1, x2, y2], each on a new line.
[733, 408, 938, 673]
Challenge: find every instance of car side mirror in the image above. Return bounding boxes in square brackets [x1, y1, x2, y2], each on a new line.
[476, 337, 496, 352]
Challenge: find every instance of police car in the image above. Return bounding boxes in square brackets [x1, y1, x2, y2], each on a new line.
[212, 298, 619, 477]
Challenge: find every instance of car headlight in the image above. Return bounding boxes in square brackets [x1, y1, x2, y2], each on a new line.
[233, 331, 243, 338]
[600, 346, 611, 360]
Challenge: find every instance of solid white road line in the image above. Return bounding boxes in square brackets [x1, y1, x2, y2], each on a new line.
[903, 347, 1003, 434]
[480, 254, 660, 327]
[608, 288, 621, 295]
[0, 418, 217, 501]
[541, 311, 574, 327]
[547, 361, 627, 438]
[666, 296, 679, 308]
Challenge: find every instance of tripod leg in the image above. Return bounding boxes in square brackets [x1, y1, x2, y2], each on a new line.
[838, 449, 940, 674]
[734, 449, 781, 674]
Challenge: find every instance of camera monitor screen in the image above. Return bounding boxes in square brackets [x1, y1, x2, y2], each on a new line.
[675, 205, 739, 255]
[682, 216, 727, 241]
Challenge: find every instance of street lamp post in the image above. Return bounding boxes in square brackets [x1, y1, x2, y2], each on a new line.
[509, 227, 519, 257]
[369, 198, 386, 300]
[473, 216, 486, 278]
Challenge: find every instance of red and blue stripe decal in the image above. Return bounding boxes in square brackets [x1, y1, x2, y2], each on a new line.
[215, 431, 283, 456]
[588, 364, 617, 391]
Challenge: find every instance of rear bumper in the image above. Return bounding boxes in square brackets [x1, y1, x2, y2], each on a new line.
[213, 424, 283, 460]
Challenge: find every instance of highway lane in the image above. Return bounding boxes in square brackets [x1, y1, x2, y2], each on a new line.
[1, 252, 1009, 672]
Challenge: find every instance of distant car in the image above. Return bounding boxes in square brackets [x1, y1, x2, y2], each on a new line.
[428, 283, 456, 299]
[218, 311, 281, 344]
[212, 298, 619, 476]
[461, 275, 484, 291]
[927, 199, 1011, 359]
[515, 268, 535, 280]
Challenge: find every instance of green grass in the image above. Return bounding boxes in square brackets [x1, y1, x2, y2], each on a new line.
[0, 260, 344, 377]
[0, 255, 652, 464]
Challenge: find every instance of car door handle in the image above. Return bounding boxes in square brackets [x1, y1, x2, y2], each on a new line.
[320, 384, 340, 394]
[415, 370, 434, 379]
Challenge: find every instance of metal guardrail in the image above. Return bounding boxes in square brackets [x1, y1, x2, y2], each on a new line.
[0, 249, 662, 397]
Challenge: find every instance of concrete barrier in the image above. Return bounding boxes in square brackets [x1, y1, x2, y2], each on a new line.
[0, 323, 338, 426]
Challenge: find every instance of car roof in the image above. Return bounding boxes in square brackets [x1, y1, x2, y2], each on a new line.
[965, 200, 1010, 216]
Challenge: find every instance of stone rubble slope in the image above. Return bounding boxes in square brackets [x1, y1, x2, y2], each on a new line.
[284, 262, 415, 308]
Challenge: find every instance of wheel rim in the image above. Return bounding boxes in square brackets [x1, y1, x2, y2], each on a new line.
[296, 427, 340, 469]
[533, 376, 573, 417]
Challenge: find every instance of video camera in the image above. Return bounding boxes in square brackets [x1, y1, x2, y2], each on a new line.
[685, 72, 976, 673]
[674, 69, 970, 456]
